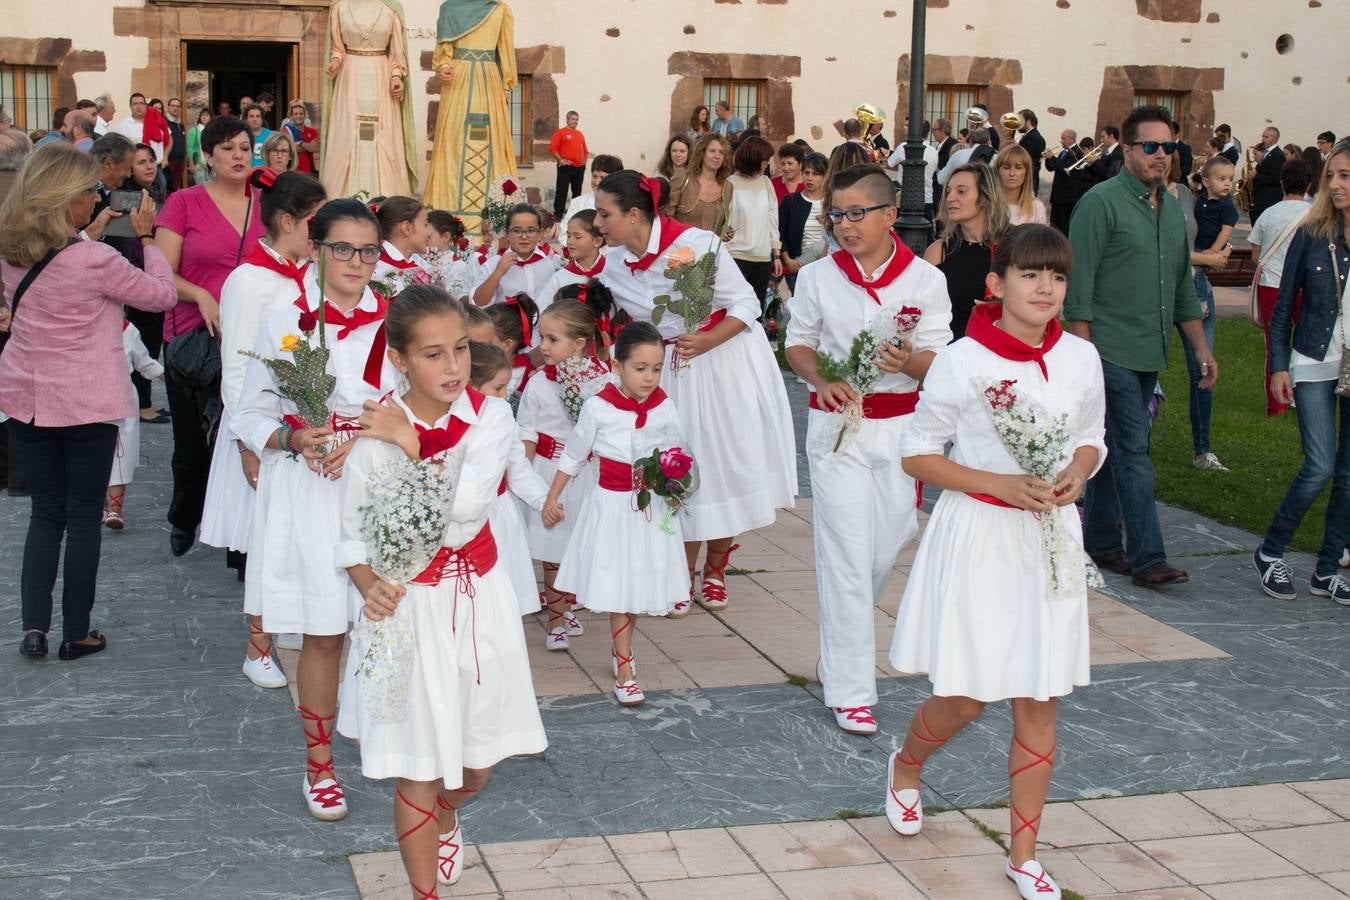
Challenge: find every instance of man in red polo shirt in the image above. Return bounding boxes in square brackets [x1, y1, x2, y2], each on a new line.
[549, 110, 589, 220]
[282, 100, 320, 176]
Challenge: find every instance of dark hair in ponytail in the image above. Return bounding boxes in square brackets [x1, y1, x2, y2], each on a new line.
[554, 280, 613, 329]
[309, 197, 379, 244]
[376, 195, 425, 241]
[251, 169, 326, 237]
[597, 170, 669, 223]
[427, 209, 465, 242]
[469, 340, 512, 388]
[487, 292, 539, 353]
[613, 320, 663, 362]
[384, 284, 464, 354]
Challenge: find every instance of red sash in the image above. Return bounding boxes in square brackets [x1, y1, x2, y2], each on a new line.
[597, 456, 634, 492]
[283, 411, 362, 433]
[624, 217, 693, 275]
[534, 433, 564, 460]
[807, 390, 919, 418]
[410, 522, 498, 585]
[967, 492, 1022, 510]
[829, 233, 917, 304]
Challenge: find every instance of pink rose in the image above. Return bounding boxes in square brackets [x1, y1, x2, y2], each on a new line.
[412, 269, 434, 285]
[658, 447, 693, 480]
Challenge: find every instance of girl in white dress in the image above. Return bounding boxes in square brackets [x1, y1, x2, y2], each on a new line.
[373, 195, 434, 287]
[596, 171, 797, 616]
[547, 323, 691, 706]
[540, 210, 607, 313]
[471, 204, 561, 308]
[233, 199, 399, 823]
[200, 170, 327, 690]
[338, 285, 547, 896]
[485, 293, 539, 397]
[468, 340, 550, 616]
[885, 226, 1106, 900]
[104, 321, 164, 530]
[518, 302, 609, 649]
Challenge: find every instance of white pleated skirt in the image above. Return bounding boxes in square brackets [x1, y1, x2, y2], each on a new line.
[490, 491, 542, 616]
[889, 491, 1091, 702]
[524, 453, 595, 564]
[200, 409, 255, 552]
[661, 322, 797, 541]
[243, 453, 353, 635]
[336, 565, 549, 784]
[555, 486, 689, 615]
[108, 416, 140, 487]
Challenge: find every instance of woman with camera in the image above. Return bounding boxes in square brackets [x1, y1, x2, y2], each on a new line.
[0, 143, 176, 660]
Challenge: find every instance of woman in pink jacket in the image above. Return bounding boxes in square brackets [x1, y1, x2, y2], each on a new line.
[0, 144, 176, 661]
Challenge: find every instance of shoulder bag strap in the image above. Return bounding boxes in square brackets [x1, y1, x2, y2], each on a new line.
[8, 239, 77, 321]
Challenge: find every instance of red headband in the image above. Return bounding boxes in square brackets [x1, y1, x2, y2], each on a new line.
[250, 166, 277, 191]
[576, 282, 588, 306]
[637, 174, 662, 216]
[505, 295, 531, 345]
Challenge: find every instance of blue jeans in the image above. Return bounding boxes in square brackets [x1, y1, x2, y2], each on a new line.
[1259, 379, 1350, 577]
[1084, 360, 1168, 572]
[1179, 270, 1217, 454]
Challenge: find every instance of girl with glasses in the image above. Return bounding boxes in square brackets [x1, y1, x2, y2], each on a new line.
[471, 203, 562, 310]
[232, 198, 401, 823]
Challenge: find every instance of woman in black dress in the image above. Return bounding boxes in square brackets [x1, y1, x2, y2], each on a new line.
[922, 162, 1010, 340]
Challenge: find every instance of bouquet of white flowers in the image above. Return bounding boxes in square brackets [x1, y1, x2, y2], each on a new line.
[979, 377, 1103, 600]
[556, 355, 611, 424]
[810, 305, 923, 461]
[351, 452, 460, 722]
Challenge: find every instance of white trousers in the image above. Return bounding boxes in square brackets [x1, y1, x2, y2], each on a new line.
[807, 409, 918, 708]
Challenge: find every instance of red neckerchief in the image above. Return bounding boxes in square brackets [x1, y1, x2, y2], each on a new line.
[965, 301, 1062, 380]
[379, 245, 419, 270]
[564, 255, 605, 278]
[512, 352, 536, 391]
[514, 246, 551, 268]
[597, 383, 667, 429]
[625, 217, 693, 275]
[413, 388, 487, 459]
[542, 356, 609, 381]
[292, 293, 388, 340]
[830, 233, 917, 304]
[242, 243, 309, 296]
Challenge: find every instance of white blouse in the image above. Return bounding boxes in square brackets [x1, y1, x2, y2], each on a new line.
[471, 245, 561, 307]
[517, 372, 574, 448]
[559, 392, 686, 478]
[218, 243, 308, 417]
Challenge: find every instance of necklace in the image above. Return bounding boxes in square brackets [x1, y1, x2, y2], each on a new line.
[345, 0, 384, 44]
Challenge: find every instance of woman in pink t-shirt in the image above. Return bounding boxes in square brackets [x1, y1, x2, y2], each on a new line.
[154, 116, 265, 560]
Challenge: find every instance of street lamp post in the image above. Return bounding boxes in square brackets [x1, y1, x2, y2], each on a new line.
[895, 0, 930, 256]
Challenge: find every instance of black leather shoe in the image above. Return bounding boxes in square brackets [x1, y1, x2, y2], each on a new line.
[1090, 550, 1132, 576]
[58, 630, 107, 661]
[170, 527, 195, 557]
[20, 631, 47, 658]
[1132, 562, 1190, 588]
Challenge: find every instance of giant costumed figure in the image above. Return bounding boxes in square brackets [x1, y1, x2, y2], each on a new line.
[423, 0, 518, 225]
[321, 0, 420, 198]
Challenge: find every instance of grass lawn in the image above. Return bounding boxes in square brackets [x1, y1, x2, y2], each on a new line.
[1150, 316, 1330, 553]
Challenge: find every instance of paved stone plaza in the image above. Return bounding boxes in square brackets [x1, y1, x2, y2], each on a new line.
[2, 378, 1348, 899]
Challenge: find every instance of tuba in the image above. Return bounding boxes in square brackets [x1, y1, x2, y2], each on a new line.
[1235, 145, 1256, 213]
[1000, 112, 1023, 145]
[855, 102, 886, 156]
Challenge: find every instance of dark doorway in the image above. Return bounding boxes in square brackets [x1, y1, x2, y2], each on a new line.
[184, 41, 294, 128]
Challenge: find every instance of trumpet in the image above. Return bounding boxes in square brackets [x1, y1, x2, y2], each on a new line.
[1066, 143, 1103, 172]
[1042, 145, 1061, 162]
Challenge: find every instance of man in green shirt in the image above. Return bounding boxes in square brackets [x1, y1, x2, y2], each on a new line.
[1065, 104, 1219, 588]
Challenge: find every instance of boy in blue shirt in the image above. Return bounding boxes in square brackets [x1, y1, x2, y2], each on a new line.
[1186, 155, 1238, 472]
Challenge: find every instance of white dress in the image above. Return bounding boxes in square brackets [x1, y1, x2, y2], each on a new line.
[109, 323, 164, 488]
[335, 391, 548, 783]
[600, 219, 797, 540]
[517, 370, 597, 563]
[538, 256, 606, 312]
[554, 391, 691, 614]
[471, 245, 561, 308]
[201, 247, 307, 552]
[233, 273, 399, 635]
[494, 424, 549, 615]
[888, 334, 1107, 702]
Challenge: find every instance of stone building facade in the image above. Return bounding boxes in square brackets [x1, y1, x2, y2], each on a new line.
[3, 0, 1342, 194]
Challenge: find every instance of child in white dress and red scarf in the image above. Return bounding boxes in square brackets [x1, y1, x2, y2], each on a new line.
[785, 165, 952, 737]
[373, 196, 435, 286]
[886, 225, 1106, 900]
[546, 322, 691, 706]
[471, 204, 561, 308]
[233, 199, 400, 823]
[338, 285, 546, 898]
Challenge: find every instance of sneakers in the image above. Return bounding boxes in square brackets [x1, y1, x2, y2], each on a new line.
[1005, 857, 1061, 899]
[563, 611, 585, 636]
[884, 750, 923, 836]
[833, 706, 878, 735]
[1309, 572, 1350, 606]
[1254, 550, 1297, 601]
[242, 652, 288, 689]
[274, 633, 303, 651]
[545, 626, 570, 651]
[1193, 451, 1230, 472]
[437, 820, 463, 886]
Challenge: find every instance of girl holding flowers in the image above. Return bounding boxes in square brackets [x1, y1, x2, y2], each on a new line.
[373, 195, 435, 287]
[201, 169, 327, 690]
[544, 323, 693, 706]
[885, 225, 1105, 900]
[233, 198, 400, 822]
[596, 170, 796, 617]
[337, 285, 546, 897]
[518, 302, 610, 648]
